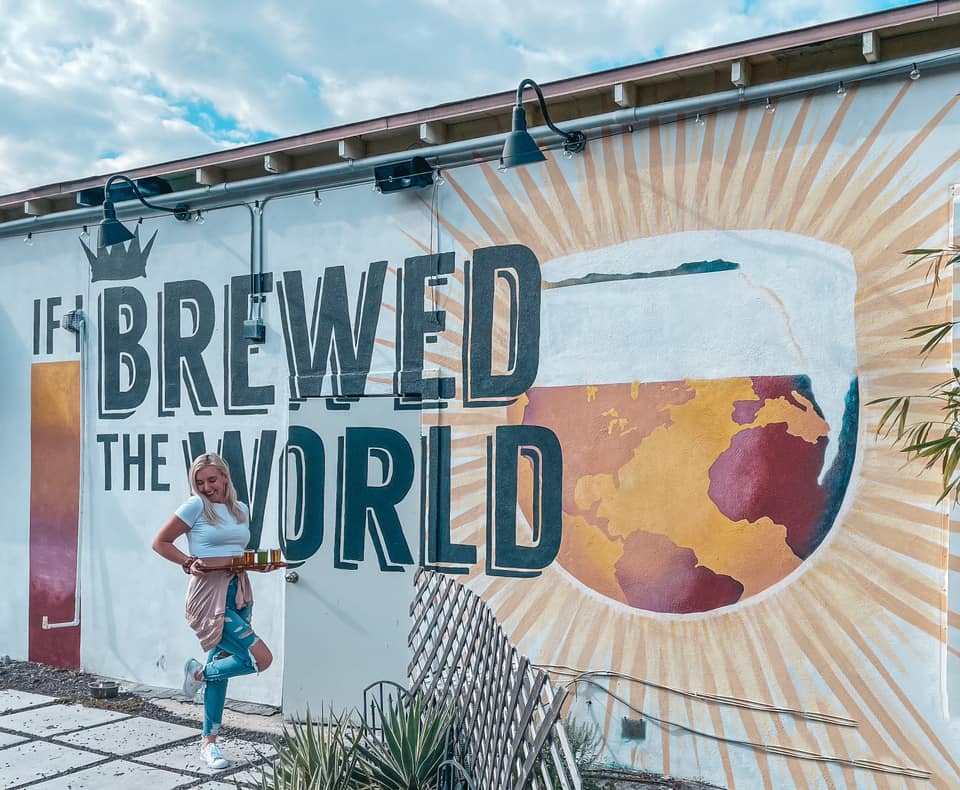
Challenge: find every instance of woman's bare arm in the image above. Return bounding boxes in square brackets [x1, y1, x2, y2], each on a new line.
[152, 515, 193, 567]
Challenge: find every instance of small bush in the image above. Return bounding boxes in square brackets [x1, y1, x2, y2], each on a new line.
[526, 716, 604, 790]
[257, 709, 368, 790]
[257, 695, 454, 790]
[360, 693, 454, 790]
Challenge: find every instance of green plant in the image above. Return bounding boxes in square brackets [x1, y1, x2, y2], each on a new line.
[871, 245, 960, 503]
[359, 692, 453, 790]
[256, 709, 369, 790]
[565, 717, 603, 780]
[525, 716, 604, 790]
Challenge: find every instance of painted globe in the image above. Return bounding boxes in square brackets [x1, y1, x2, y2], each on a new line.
[515, 230, 859, 614]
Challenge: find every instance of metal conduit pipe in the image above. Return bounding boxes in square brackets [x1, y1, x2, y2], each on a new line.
[3, 47, 960, 242]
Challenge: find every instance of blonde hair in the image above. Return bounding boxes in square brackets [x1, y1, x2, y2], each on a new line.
[188, 452, 247, 525]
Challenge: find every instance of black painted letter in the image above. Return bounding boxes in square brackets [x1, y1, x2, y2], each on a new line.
[463, 245, 541, 406]
[99, 287, 150, 419]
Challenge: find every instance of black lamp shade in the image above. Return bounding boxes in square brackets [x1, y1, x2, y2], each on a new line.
[98, 200, 136, 249]
[500, 106, 546, 169]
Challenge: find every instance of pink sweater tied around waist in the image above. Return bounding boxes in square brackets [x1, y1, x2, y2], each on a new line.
[185, 569, 254, 652]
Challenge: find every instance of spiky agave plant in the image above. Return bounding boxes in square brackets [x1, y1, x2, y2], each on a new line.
[256, 708, 370, 790]
[359, 693, 453, 790]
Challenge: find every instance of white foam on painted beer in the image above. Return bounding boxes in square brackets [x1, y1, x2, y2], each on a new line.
[535, 229, 857, 477]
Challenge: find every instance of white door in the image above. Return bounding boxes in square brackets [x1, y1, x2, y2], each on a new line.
[281, 395, 421, 719]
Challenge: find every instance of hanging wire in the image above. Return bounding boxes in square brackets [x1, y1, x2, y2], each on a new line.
[561, 676, 930, 780]
[540, 665, 856, 726]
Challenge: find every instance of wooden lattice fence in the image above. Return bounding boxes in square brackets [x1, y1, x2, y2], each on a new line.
[407, 569, 583, 790]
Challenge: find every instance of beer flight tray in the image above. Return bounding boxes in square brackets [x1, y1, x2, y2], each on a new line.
[229, 550, 288, 571]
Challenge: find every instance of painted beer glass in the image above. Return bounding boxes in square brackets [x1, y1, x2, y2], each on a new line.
[510, 230, 859, 614]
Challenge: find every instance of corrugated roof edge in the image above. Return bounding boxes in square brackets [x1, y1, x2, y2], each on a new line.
[2, 0, 958, 207]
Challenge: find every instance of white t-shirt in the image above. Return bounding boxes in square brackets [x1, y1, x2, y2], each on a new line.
[175, 495, 251, 558]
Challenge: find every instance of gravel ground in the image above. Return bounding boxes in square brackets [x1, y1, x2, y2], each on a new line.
[0, 659, 279, 745]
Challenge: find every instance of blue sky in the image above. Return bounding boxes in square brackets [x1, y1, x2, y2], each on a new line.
[0, 0, 928, 195]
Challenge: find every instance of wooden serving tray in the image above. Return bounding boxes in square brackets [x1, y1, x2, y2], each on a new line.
[230, 561, 290, 571]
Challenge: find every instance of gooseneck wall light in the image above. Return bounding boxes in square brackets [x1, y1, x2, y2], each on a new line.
[98, 174, 191, 249]
[499, 78, 587, 170]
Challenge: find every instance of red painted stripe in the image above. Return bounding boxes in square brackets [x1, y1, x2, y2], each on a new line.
[29, 361, 81, 668]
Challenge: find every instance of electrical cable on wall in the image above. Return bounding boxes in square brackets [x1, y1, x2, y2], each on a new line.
[540, 664, 857, 726]
[569, 678, 929, 780]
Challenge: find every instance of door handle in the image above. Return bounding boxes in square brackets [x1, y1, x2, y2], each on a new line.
[285, 571, 299, 584]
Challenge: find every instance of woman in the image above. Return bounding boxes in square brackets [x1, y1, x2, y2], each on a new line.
[152, 452, 276, 770]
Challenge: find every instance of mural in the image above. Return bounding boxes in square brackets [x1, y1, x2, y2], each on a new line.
[28, 361, 81, 667]
[5, 70, 960, 788]
[401, 78, 960, 786]
[518, 373, 857, 613]
[512, 231, 859, 613]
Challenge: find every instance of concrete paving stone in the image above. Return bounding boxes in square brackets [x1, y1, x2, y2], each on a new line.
[0, 730, 27, 748]
[191, 783, 243, 789]
[150, 697, 285, 736]
[0, 688, 57, 713]
[55, 715, 200, 755]
[0, 740, 103, 787]
[0, 704, 130, 736]
[29, 758, 192, 789]
[137, 737, 272, 776]
[226, 761, 275, 786]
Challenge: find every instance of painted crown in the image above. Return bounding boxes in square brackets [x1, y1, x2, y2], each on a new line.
[81, 228, 157, 282]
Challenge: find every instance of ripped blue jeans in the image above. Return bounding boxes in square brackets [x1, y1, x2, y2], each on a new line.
[201, 576, 259, 737]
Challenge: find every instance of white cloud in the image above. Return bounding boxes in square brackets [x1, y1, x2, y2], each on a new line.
[0, 0, 923, 194]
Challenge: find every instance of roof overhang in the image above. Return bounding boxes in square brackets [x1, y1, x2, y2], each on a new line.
[2, 0, 959, 224]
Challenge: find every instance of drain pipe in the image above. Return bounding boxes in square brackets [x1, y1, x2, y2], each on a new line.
[2, 47, 959, 242]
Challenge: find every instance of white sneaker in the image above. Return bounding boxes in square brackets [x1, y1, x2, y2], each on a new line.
[183, 658, 204, 699]
[201, 741, 230, 769]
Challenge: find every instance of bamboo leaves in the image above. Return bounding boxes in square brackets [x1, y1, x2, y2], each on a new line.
[905, 322, 957, 356]
[870, 246, 960, 503]
[903, 245, 960, 297]
[872, 369, 960, 504]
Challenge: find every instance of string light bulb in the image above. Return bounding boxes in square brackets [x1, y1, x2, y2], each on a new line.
[836, 81, 847, 97]
[312, 190, 323, 206]
[194, 209, 205, 224]
[694, 113, 705, 127]
[764, 98, 776, 114]
[80, 225, 90, 243]
[909, 63, 920, 81]
[24, 232, 33, 246]
[435, 170, 446, 186]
